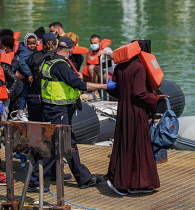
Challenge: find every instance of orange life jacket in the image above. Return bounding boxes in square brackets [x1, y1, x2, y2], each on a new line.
[13, 32, 21, 41]
[72, 46, 89, 54]
[138, 51, 164, 91]
[37, 43, 43, 51]
[0, 52, 15, 65]
[13, 32, 21, 53]
[13, 41, 20, 53]
[112, 41, 164, 91]
[0, 53, 8, 100]
[113, 41, 141, 64]
[82, 39, 112, 77]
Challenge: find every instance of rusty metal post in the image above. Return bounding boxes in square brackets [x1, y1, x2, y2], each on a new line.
[39, 158, 44, 210]
[55, 125, 65, 206]
[52, 125, 71, 210]
[2, 122, 19, 209]
[4, 122, 14, 202]
[18, 152, 34, 210]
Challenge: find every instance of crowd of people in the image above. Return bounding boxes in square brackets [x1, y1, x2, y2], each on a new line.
[0, 21, 167, 196]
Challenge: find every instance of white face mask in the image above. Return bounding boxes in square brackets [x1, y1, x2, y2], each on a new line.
[37, 41, 41, 45]
[90, 43, 100, 51]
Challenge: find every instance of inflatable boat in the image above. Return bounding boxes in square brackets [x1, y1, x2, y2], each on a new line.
[72, 79, 185, 145]
[173, 116, 195, 151]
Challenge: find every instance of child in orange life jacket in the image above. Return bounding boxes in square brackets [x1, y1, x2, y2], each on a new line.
[15, 33, 38, 122]
[81, 34, 115, 99]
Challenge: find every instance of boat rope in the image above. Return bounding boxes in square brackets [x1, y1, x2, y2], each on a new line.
[80, 96, 116, 122]
[22, 167, 100, 210]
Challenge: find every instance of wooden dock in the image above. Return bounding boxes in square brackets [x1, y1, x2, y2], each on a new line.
[0, 145, 195, 210]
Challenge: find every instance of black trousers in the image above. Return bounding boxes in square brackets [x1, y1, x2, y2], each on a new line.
[27, 95, 92, 186]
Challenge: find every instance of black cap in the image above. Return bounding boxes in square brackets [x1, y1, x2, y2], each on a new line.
[34, 27, 45, 39]
[58, 36, 74, 49]
[42, 32, 56, 45]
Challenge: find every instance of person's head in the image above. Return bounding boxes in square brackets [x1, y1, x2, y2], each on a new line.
[65, 32, 79, 46]
[24, 33, 38, 51]
[56, 36, 74, 58]
[0, 28, 14, 37]
[90, 34, 101, 51]
[42, 32, 57, 52]
[0, 35, 14, 53]
[49, 21, 65, 36]
[34, 27, 45, 43]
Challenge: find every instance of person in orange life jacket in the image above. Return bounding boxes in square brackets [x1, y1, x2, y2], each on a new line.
[34, 26, 45, 51]
[49, 21, 66, 43]
[82, 34, 115, 99]
[15, 33, 38, 122]
[0, 28, 20, 53]
[40, 36, 117, 189]
[0, 35, 18, 121]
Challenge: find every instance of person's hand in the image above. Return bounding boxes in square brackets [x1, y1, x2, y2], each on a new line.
[28, 75, 33, 83]
[106, 78, 117, 90]
[0, 102, 3, 115]
[159, 95, 170, 98]
[98, 50, 106, 56]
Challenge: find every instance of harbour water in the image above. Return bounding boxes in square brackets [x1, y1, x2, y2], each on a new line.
[0, 0, 194, 116]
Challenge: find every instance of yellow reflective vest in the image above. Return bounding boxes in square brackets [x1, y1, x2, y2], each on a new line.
[41, 59, 81, 105]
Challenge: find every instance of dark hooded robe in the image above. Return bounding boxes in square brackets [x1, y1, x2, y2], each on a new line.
[105, 59, 160, 190]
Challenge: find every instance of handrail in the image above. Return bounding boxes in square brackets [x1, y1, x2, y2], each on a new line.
[100, 54, 110, 101]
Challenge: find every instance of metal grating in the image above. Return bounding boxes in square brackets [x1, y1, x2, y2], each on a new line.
[0, 145, 195, 210]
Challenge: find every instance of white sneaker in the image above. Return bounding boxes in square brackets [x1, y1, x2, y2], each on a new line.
[107, 180, 127, 196]
[128, 189, 154, 194]
[16, 111, 29, 122]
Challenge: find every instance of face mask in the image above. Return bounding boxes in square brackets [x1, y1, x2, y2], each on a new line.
[37, 41, 41, 45]
[90, 43, 100, 51]
[0, 49, 6, 53]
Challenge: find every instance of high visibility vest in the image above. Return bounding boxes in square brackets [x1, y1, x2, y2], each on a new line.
[41, 59, 81, 105]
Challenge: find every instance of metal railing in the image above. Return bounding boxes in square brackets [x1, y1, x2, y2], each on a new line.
[100, 54, 110, 101]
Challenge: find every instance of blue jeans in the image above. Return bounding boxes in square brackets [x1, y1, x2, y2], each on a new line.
[19, 80, 29, 110]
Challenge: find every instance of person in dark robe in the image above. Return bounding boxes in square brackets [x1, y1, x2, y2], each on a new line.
[105, 41, 168, 195]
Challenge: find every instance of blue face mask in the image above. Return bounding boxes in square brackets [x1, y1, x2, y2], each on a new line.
[90, 43, 100, 51]
[0, 49, 6, 53]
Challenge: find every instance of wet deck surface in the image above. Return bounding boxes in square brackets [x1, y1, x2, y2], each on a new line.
[0, 145, 195, 210]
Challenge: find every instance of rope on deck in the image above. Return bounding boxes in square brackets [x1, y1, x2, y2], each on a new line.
[23, 167, 100, 210]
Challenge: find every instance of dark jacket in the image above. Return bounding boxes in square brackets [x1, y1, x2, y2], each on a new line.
[1, 63, 18, 99]
[27, 49, 48, 94]
[17, 42, 37, 76]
